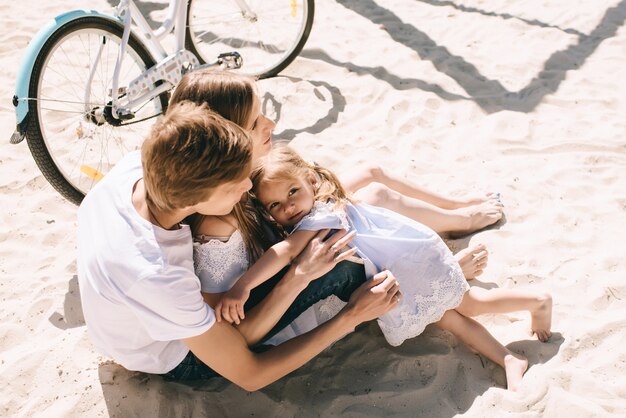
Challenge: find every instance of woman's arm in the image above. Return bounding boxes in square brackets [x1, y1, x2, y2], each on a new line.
[215, 229, 319, 323]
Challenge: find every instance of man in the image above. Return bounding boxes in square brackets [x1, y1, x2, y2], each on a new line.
[77, 101, 400, 391]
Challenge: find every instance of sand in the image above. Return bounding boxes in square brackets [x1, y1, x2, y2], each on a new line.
[1, 0, 625, 416]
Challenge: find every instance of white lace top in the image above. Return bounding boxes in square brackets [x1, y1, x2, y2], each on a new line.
[193, 230, 248, 293]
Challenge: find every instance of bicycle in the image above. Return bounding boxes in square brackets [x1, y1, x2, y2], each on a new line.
[10, 0, 315, 205]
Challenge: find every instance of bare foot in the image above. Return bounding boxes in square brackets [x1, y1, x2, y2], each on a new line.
[531, 293, 553, 342]
[455, 244, 488, 280]
[504, 353, 529, 391]
[449, 192, 500, 209]
[451, 198, 504, 234]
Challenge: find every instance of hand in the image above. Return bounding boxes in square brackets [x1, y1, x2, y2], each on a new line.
[215, 285, 250, 325]
[344, 270, 401, 326]
[292, 229, 358, 285]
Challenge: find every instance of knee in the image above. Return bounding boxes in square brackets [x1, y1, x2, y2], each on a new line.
[535, 292, 552, 309]
[356, 163, 385, 183]
[435, 309, 461, 331]
[355, 182, 393, 206]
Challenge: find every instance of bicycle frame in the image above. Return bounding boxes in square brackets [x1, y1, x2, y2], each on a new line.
[10, 0, 244, 143]
[98, 0, 193, 120]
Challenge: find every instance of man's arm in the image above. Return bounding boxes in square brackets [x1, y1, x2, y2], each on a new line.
[183, 272, 400, 391]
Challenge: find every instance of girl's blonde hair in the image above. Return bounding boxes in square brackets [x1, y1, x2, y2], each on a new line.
[171, 69, 272, 262]
[250, 144, 352, 224]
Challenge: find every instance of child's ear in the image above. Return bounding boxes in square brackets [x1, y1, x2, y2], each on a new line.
[308, 172, 318, 188]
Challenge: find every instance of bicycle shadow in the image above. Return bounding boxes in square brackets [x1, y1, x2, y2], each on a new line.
[98, 322, 563, 417]
[262, 76, 347, 142]
[327, 0, 626, 113]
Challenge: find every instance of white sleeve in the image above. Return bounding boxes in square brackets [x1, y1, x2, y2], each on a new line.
[125, 266, 215, 341]
[293, 201, 347, 232]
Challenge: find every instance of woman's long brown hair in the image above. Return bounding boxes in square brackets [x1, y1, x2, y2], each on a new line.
[170, 69, 275, 262]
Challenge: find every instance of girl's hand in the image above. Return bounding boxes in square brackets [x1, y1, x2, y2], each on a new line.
[215, 285, 250, 325]
[292, 228, 358, 285]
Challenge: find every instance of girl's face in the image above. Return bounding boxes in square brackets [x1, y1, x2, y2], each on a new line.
[245, 94, 275, 161]
[256, 174, 316, 228]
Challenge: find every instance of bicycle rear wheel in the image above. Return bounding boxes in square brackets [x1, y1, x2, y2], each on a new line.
[186, 0, 314, 79]
[26, 17, 168, 205]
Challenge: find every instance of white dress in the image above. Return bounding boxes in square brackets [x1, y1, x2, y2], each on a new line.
[292, 201, 469, 347]
[193, 230, 345, 346]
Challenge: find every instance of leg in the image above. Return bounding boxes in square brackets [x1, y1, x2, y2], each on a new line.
[352, 183, 503, 235]
[436, 310, 528, 391]
[339, 163, 501, 210]
[246, 261, 367, 343]
[455, 287, 553, 342]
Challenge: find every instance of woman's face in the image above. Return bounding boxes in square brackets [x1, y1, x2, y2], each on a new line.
[245, 94, 275, 161]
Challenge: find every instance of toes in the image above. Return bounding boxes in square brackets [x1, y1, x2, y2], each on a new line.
[475, 262, 487, 271]
[473, 249, 488, 260]
[533, 329, 551, 342]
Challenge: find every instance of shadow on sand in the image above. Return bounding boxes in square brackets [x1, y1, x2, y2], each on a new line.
[99, 323, 563, 417]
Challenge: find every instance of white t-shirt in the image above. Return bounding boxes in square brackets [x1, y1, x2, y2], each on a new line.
[77, 151, 215, 374]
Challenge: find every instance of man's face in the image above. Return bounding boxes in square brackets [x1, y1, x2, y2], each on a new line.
[192, 175, 252, 216]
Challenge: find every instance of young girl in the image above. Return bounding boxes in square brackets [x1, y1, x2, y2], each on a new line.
[211, 144, 552, 391]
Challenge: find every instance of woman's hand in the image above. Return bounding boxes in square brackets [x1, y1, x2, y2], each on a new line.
[343, 270, 401, 326]
[215, 284, 250, 325]
[292, 228, 358, 285]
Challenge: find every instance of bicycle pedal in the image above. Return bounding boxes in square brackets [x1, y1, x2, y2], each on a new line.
[217, 52, 243, 70]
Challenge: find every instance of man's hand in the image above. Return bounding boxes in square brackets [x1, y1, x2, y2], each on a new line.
[215, 284, 250, 325]
[292, 229, 358, 284]
[343, 270, 401, 327]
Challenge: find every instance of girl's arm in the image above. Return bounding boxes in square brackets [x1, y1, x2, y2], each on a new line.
[216, 229, 320, 324]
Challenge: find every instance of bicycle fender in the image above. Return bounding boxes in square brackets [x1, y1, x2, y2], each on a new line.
[12, 9, 122, 143]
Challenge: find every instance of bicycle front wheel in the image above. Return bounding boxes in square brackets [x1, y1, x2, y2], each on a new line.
[26, 17, 168, 205]
[186, 0, 314, 79]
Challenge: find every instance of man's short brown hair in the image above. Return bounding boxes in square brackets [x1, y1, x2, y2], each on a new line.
[141, 101, 252, 211]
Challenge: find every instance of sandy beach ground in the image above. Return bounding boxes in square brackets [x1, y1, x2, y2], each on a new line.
[1, 0, 625, 416]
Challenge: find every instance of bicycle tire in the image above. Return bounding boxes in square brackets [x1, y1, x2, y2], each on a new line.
[185, 0, 314, 79]
[26, 17, 169, 205]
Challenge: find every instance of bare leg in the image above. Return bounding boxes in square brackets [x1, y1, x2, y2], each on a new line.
[352, 183, 503, 235]
[455, 288, 553, 342]
[339, 164, 500, 210]
[455, 244, 488, 280]
[436, 310, 528, 391]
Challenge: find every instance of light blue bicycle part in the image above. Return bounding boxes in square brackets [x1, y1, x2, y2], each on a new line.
[10, 9, 122, 144]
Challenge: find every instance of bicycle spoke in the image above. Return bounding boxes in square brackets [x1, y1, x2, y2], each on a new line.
[31, 21, 165, 202]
